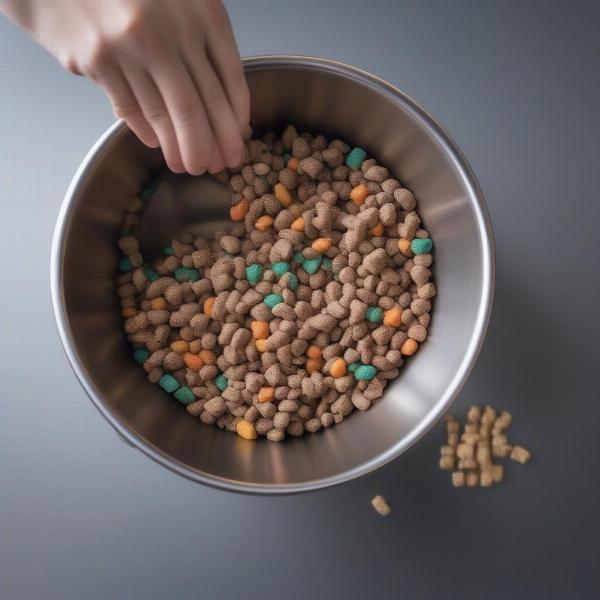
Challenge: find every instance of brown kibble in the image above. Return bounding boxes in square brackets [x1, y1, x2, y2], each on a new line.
[451, 471, 465, 487]
[466, 471, 479, 487]
[439, 455, 455, 471]
[510, 445, 531, 465]
[371, 495, 391, 516]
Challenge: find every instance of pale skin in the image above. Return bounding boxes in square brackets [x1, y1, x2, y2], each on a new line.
[0, 0, 250, 175]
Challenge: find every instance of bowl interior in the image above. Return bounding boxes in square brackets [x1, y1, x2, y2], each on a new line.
[54, 59, 492, 492]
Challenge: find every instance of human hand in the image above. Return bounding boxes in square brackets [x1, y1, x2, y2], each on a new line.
[1, 0, 250, 174]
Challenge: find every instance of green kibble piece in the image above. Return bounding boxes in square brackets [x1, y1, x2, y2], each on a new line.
[354, 364, 378, 381]
[159, 374, 180, 393]
[174, 267, 200, 282]
[173, 386, 195, 405]
[133, 348, 150, 365]
[348, 362, 361, 373]
[119, 257, 132, 272]
[245, 263, 264, 285]
[215, 374, 228, 392]
[321, 257, 332, 271]
[282, 152, 292, 163]
[345, 147, 367, 170]
[293, 251, 304, 264]
[366, 306, 383, 323]
[272, 261, 290, 277]
[264, 293, 284, 309]
[302, 256, 322, 274]
[411, 238, 433, 254]
[144, 267, 159, 281]
[163, 246, 175, 255]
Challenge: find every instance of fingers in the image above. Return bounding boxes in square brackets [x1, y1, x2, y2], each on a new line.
[95, 64, 160, 149]
[120, 61, 185, 173]
[205, 15, 250, 131]
[182, 50, 243, 169]
[146, 49, 217, 176]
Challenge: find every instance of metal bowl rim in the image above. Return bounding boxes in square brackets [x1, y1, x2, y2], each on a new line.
[50, 54, 495, 495]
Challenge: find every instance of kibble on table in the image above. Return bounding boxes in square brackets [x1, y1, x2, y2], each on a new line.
[116, 125, 436, 442]
[440, 405, 532, 488]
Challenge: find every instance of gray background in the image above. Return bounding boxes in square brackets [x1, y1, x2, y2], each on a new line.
[1, 0, 599, 598]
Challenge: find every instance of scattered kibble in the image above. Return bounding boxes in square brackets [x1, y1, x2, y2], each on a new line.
[117, 125, 435, 441]
[371, 495, 391, 516]
[440, 406, 531, 487]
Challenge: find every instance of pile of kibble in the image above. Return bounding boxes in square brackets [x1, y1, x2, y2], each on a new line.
[115, 125, 435, 442]
[440, 405, 531, 487]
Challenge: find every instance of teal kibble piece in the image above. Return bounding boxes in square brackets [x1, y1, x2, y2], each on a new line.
[144, 267, 159, 281]
[302, 256, 322, 274]
[286, 273, 298, 290]
[411, 238, 433, 254]
[293, 251, 304, 264]
[272, 261, 290, 277]
[282, 152, 292, 163]
[158, 374, 180, 393]
[245, 263, 264, 285]
[345, 147, 367, 170]
[141, 173, 161, 199]
[264, 293, 284, 309]
[119, 257, 132, 272]
[348, 362, 361, 373]
[365, 306, 383, 323]
[175, 267, 200, 282]
[163, 246, 175, 256]
[354, 364, 378, 381]
[173, 386, 195, 405]
[215, 374, 228, 392]
[321, 257, 332, 271]
[133, 348, 150, 365]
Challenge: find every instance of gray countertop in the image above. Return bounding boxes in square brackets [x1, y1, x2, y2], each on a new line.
[1, 1, 599, 598]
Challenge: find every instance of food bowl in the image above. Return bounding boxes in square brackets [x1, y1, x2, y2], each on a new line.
[51, 55, 494, 493]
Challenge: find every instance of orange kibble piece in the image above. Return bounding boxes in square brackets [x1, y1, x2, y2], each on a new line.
[329, 358, 347, 378]
[255, 215, 274, 231]
[350, 183, 369, 206]
[199, 349, 216, 365]
[204, 296, 216, 317]
[306, 345, 322, 359]
[230, 198, 249, 221]
[183, 352, 204, 370]
[170, 340, 189, 354]
[372, 222, 385, 237]
[306, 357, 322, 374]
[311, 237, 332, 253]
[287, 157, 299, 171]
[257, 387, 275, 403]
[150, 297, 168, 310]
[122, 307, 137, 318]
[274, 182, 292, 207]
[401, 339, 418, 356]
[398, 238, 412, 255]
[290, 217, 305, 232]
[255, 339, 267, 352]
[383, 306, 403, 327]
[251, 320, 269, 339]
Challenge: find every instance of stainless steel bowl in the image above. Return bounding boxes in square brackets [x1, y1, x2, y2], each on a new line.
[51, 55, 494, 494]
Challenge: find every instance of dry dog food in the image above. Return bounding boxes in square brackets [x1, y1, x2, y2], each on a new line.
[440, 406, 531, 487]
[371, 495, 391, 516]
[116, 125, 435, 441]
